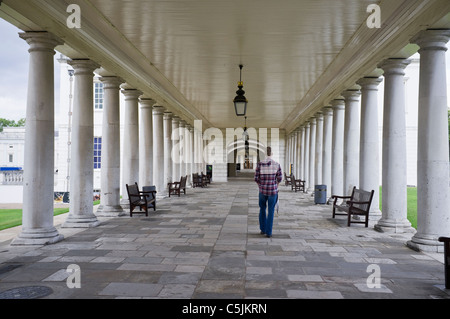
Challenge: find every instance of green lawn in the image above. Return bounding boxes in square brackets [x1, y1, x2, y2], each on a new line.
[379, 186, 417, 229]
[0, 200, 101, 231]
[0, 208, 69, 231]
[0, 194, 418, 232]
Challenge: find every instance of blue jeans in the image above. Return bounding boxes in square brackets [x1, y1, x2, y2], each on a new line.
[259, 193, 277, 236]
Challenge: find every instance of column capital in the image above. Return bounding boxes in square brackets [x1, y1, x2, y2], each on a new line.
[179, 120, 186, 127]
[152, 105, 166, 115]
[121, 89, 143, 100]
[139, 97, 156, 108]
[357, 77, 382, 90]
[172, 115, 180, 123]
[378, 58, 411, 76]
[100, 76, 124, 89]
[19, 31, 63, 53]
[341, 89, 361, 101]
[68, 59, 99, 75]
[331, 99, 345, 110]
[315, 112, 324, 121]
[412, 29, 450, 52]
[163, 111, 173, 120]
[309, 117, 317, 125]
[322, 106, 333, 115]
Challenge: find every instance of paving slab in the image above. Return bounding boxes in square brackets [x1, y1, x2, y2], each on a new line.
[0, 173, 448, 301]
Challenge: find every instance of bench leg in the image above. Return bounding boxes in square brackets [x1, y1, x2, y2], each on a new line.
[444, 242, 450, 289]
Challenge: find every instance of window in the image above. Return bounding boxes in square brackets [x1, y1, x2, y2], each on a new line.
[94, 137, 102, 169]
[8, 154, 13, 163]
[94, 82, 104, 110]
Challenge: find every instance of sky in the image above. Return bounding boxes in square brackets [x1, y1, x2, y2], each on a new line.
[0, 17, 449, 123]
[0, 18, 61, 121]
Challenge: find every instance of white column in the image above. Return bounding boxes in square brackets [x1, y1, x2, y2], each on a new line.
[185, 124, 192, 184]
[139, 98, 155, 186]
[375, 58, 414, 233]
[189, 125, 195, 178]
[153, 105, 166, 196]
[408, 30, 450, 251]
[63, 59, 100, 228]
[304, 122, 310, 190]
[296, 128, 301, 178]
[285, 134, 290, 174]
[331, 99, 345, 197]
[13, 32, 64, 245]
[322, 106, 333, 195]
[194, 125, 202, 173]
[315, 112, 323, 185]
[308, 117, 316, 193]
[96, 75, 125, 217]
[342, 89, 361, 195]
[293, 129, 298, 177]
[164, 111, 173, 189]
[299, 125, 305, 180]
[179, 120, 186, 178]
[171, 115, 180, 182]
[120, 88, 142, 207]
[357, 77, 382, 221]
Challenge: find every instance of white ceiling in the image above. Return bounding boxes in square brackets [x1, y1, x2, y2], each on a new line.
[1, 0, 450, 132]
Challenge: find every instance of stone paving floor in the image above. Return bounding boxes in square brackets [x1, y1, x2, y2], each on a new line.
[0, 172, 449, 300]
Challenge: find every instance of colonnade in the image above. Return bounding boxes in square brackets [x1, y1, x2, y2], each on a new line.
[12, 31, 206, 245]
[11, 28, 450, 252]
[285, 29, 450, 252]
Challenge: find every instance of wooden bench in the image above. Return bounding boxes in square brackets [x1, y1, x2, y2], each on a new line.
[126, 183, 156, 217]
[284, 173, 292, 186]
[168, 175, 187, 197]
[332, 186, 374, 227]
[291, 174, 305, 193]
[141, 185, 157, 211]
[201, 171, 211, 185]
[438, 237, 450, 289]
[192, 173, 206, 188]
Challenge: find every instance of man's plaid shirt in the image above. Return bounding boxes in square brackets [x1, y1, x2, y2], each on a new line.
[254, 156, 282, 196]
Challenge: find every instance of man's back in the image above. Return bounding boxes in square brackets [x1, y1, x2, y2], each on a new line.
[254, 156, 282, 196]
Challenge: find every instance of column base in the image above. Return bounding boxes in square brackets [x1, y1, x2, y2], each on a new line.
[62, 215, 100, 228]
[374, 218, 415, 234]
[95, 205, 125, 217]
[11, 227, 64, 246]
[156, 190, 168, 199]
[369, 209, 382, 222]
[120, 199, 130, 210]
[407, 234, 445, 253]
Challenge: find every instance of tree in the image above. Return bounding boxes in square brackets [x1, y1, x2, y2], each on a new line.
[0, 118, 26, 132]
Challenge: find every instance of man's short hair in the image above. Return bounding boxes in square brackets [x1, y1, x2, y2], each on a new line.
[267, 146, 272, 156]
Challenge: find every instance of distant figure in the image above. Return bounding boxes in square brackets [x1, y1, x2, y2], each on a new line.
[254, 146, 282, 238]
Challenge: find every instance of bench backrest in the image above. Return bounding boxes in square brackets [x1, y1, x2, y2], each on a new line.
[142, 185, 156, 200]
[126, 184, 140, 202]
[180, 175, 187, 188]
[352, 187, 374, 212]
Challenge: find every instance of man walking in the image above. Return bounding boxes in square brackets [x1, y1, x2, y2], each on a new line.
[254, 146, 282, 238]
